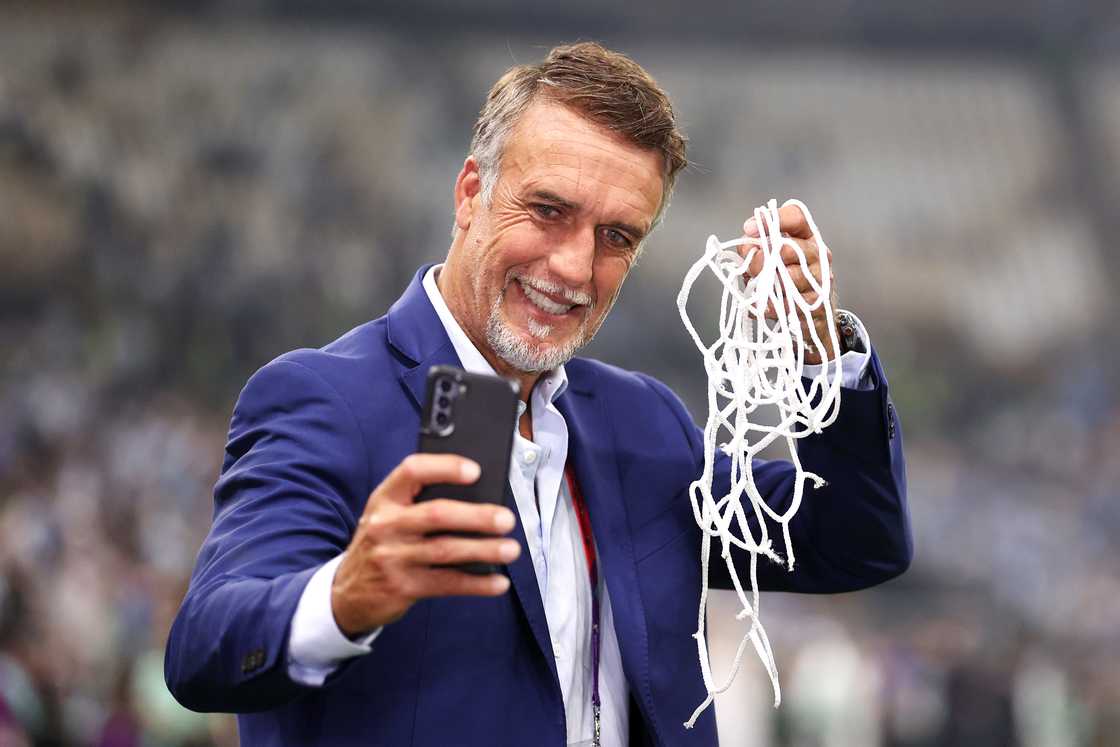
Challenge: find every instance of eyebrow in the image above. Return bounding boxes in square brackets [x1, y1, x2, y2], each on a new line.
[529, 189, 649, 242]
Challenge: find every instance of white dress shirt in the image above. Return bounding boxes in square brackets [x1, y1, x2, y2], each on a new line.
[287, 264, 874, 746]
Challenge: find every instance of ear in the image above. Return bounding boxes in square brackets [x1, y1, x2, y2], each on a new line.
[454, 156, 482, 231]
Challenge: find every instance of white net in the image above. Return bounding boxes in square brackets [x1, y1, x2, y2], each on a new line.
[676, 198, 843, 726]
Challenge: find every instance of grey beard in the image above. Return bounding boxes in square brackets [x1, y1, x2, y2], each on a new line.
[484, 287, 591, 373]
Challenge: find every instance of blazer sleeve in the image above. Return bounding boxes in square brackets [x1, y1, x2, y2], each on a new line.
[641, 346, 912, 593]
[164, 357, 368, 712]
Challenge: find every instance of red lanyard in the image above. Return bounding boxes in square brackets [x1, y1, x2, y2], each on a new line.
[565, 466, 602, 747]
[566, 466, 598, 585]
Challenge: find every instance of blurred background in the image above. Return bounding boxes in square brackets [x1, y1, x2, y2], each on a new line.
[1, 1, 1118, 745]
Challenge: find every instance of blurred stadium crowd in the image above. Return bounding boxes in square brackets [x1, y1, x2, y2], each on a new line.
[1, 5, 1119, 746]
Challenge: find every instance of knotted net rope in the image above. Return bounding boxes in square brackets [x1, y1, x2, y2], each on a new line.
[677, 198, 843, 727]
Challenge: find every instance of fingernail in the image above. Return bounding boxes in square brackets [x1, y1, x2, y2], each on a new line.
[500, 540, 520, 561]
[461, 460, 481, 482]
[743, 217, 759, 237]
[495, 508, 516, 532]
[492, 576, 510, 593]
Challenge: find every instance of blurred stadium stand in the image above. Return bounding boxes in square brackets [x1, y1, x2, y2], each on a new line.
[1, 2, 1118, 745]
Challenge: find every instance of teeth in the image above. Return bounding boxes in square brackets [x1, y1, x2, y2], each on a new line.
[520, 280, 573, 315]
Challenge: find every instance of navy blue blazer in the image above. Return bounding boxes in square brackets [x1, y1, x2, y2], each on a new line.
[165, 265, 912, 746]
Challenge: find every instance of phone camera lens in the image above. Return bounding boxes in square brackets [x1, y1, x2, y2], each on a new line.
[435, 412, 449, 427]
[438, 396, 450, 408]
[438, 379, 453, 393]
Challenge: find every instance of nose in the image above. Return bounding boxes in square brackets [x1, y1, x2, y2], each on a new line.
[548, 227, 595, 289]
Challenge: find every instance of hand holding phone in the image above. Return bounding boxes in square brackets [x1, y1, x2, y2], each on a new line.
[416, 366, 520, 574]
[329, 367, 520, 638]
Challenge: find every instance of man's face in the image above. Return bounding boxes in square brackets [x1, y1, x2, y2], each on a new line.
[446, 101, 665, 374]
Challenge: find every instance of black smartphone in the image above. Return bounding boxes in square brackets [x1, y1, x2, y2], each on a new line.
[416, 365, 520, 574]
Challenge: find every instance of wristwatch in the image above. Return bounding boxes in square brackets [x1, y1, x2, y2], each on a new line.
[836, 310, 865, 354]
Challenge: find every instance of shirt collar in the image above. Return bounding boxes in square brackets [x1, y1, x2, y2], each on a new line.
[422, 265, 568, 406]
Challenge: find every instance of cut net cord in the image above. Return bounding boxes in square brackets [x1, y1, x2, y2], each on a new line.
[677, 199, 842, 727]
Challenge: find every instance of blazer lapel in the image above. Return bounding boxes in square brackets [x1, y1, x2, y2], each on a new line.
[387, 264, 461, 411]
[557, 379, 662, 745]
[386, 265, 559, 686]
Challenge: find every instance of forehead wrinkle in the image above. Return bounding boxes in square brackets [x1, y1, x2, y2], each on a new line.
[509, 101, 662, 175]
[535, 149, 659, 207]
[539, 135, 657, 182]
[523, 172, 583, 196]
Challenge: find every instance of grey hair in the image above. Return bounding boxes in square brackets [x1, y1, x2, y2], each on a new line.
[464, 42, 687, 231]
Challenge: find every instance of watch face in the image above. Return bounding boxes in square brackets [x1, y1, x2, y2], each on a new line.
[836, 312, 865, 354]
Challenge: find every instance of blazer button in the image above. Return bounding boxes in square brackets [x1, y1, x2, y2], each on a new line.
[242, 649, 265, 673]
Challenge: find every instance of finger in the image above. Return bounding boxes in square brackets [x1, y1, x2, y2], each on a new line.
[764, 289, 825, 320]
[778, 237, 818, 267]
[798, 290, 824, 314]
[739, 212, 764, 276]
[404, 535, 521, 567]
[396, 498, 517, 536]
[372, 454, 482, 509]
[744, 246, 765, 277]
[743, 227, 816, 277]
[776, 203, 812, 239]
[735, 232, 764, 277]
[781, 263, 824, 294]
[740, 235, 770, 278]
[408, 568, 511, 599]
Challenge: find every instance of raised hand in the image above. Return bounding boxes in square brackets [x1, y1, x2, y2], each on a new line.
[331, 454, 520, 637]
[739, 202, 839, 364]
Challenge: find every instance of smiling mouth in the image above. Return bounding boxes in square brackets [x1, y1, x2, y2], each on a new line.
[520, 281, 573, 314]
[515, 278, 589, 317]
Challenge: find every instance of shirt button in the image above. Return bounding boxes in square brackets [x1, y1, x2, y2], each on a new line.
[524, 451, 538, 464]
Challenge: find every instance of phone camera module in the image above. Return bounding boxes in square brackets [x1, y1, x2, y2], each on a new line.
[429, 375, 457, 436]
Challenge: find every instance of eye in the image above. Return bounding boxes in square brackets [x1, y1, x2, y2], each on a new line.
[532, 203, 561, 219]
[600, 227, 633, 250]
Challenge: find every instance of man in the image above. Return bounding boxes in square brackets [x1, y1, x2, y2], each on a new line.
[165, 42, 911, 746]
